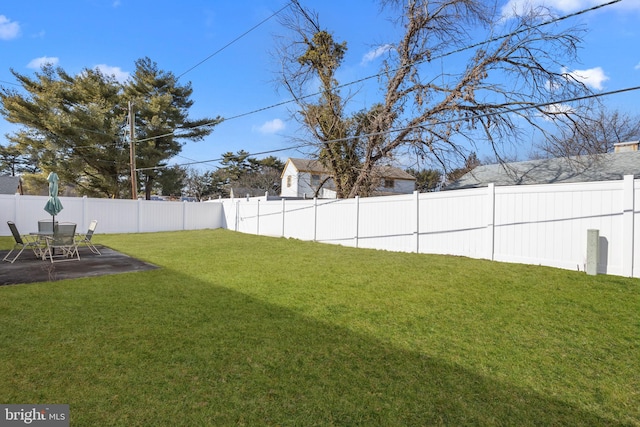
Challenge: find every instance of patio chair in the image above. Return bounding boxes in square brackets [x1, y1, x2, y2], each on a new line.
[76, 220, 101, 255]
[2, 221, 43, 263]
[41, 223, 80, 263]
[38, 219, 57, 234]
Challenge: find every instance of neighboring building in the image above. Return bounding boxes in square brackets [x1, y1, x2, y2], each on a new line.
[0, 176, 22, 195]
[445, 141, 640, 190]
[280, 158, 416, 198]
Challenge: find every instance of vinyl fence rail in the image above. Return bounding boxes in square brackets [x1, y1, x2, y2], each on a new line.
[0, 195, 225, 236]
[218, 175, 639, 278]
[1, 176, 638, 278]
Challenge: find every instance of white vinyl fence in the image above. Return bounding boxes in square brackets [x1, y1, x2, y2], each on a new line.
[1, 176, 638, 278]
[0, 194, 224, 235]
[219, 175, 639, 278]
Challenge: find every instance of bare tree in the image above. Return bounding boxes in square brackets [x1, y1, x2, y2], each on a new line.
[536, 107, 640, 158]
[276, 0, 591, 197]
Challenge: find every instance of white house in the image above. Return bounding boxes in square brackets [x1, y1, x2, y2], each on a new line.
[280, 158, 416, 198]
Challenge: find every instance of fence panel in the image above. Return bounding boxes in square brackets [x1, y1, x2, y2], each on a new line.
[493, 181, 625, 275]
[358, 194, 416, 252]
[85, 198, 139, 233]
[256, 200, 286, 237]
[316, 199, 358, 246]
[418, 189, 489, 258]
[1, 195, 223, 236]
[635, 185, 640, 277]
[2, 178, 638, 278]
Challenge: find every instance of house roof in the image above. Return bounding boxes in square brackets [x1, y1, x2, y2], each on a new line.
[0, 176, 21, 194]
[445, 150, 640, 190]
[284, 158, 416, 181]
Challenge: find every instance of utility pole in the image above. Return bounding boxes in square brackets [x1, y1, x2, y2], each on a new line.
[128, 101, 138, 199]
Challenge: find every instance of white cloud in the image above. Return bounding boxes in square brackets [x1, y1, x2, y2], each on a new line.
[502, 0, 640, 18]
[562, 66, 608, 90]
[94, 64, 130, 82]
[256, 119, 285, 134]
[635, 62, 640, 70]
[361, 44, 393, 65]
[27, 56, 59, 69]
[0, 15, 20, 40]
[541, 103, 574, 120]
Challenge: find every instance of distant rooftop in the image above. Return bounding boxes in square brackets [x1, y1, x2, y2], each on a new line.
[445, 149, 640, 190]
[0, 176, 21, 195]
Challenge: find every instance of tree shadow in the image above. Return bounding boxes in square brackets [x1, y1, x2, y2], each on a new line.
[2, 272, 632, 426]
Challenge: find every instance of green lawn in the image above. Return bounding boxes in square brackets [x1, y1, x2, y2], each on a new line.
[0, 229, 638, 426]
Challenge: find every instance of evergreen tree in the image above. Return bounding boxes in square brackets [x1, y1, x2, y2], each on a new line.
[124, 57, 222, 199]
[0, 57, 221, 198]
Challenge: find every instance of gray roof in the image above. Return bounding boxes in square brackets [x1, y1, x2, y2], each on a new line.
[0, 176, 20, 194]
[445, 150, 640, 190]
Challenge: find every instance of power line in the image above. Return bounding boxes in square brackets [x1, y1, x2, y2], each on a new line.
[0, 79, 20, 87]
[3, 1, 625, 173]
[136, 84, 640, 172]
[222, 0, 622, 121]
[138, 0, 620, 143]
[175, 1, 293, 80]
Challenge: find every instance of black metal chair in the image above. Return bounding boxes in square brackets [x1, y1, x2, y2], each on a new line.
[2, 221, 43, 263]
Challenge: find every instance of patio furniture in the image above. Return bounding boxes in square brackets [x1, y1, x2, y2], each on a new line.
[77, 220, 101, 255]
[38, 219, 58, 234]
[3, 221, 43, 263]
[41, 223, 80, 263]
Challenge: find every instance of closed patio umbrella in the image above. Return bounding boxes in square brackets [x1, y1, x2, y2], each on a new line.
[44, 172, 63, 224]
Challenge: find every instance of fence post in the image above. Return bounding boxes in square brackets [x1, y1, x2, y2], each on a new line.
[414, 190, 420, 253]
[14, 193, 19, 225]
[235, 200, 240, 232]
[137, 198, 142, 233]
[355, 196, 360, 248]
[586, 229, 600, 276]
[82, 196, 88, 230]
[622, 175, 635, 277]
[313, 197, 318, 242]
[487, 183, 496, 261]
[182, 200, 187, 230]
[281, 198, 286, 237]
[256, 199, 260, 235]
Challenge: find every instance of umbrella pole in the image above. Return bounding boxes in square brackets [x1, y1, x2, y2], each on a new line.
[52, 214, 55, 255]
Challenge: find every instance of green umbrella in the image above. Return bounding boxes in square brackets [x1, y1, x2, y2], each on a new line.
[44, 172, 63, 223]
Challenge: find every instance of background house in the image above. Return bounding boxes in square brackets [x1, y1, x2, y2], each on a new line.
[280, 158, 416, 198]
[0, 176, 22, 195]
[446, 141, 640, 190]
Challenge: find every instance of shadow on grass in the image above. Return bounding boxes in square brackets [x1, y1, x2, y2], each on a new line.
[0, 270, 632, 426]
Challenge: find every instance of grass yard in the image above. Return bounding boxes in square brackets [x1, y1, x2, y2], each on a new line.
[0, 229, 638, 426]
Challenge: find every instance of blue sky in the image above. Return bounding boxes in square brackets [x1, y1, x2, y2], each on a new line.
[1, 0, 639, 172]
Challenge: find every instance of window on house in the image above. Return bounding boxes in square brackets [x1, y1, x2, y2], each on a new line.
[311, 174, 320, 186]
[287, 175, 292, 187]
[383, 178, 394, 188]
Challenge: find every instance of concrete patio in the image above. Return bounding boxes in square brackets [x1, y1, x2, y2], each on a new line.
[0, 246, 158, 286]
